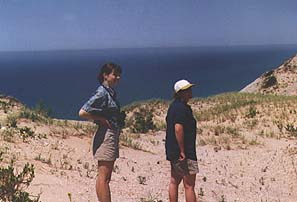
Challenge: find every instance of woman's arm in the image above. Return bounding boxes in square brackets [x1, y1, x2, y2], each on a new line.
[175, 123, 185, 161]
[79, 109, 111, 128]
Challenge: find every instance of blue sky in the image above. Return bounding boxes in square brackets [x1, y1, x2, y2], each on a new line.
[0, 0, 296, 51]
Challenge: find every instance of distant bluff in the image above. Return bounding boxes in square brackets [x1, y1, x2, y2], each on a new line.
[240, 54, 297, 95]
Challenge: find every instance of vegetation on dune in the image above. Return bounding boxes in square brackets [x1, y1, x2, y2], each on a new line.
[0, 96, 95, 142]
[0, 153, 40, 202]
[191, 92, 297, 148]
[120, 92, 297, 150]
[122, 98, 168, 112]
[193, 92, 297, 122]
[2, 91, 297, 153]
[119, 134, 143, 150]
[0, 96, 98, 201]
[130, 106, 156, 133]
[2, 86, 297, 201]
[123, 99, 169, 133]
[0, 98, 53, 125]
[140, 192, 163, 202]
[262, 75, 278, 89]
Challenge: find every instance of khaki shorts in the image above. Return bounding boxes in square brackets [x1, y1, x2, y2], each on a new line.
[92, 127, 120, 161]
[170, 159, 199, 176]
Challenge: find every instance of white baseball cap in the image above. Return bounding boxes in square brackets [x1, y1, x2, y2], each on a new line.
[174, 79, 195, 93]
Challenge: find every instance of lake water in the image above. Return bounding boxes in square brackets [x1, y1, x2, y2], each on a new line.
[1, 45, 297, 119]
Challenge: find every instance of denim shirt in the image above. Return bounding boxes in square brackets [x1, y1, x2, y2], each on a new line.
[81, 85, 121, 130]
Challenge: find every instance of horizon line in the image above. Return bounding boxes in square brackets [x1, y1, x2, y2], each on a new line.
[1, 43, 297, 53]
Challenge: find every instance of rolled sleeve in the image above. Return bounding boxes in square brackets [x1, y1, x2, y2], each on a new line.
[81, 87, 107, 115]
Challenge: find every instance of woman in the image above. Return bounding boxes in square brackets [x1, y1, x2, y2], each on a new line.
[79, 63, 124, 202]
[165, 79, 199, 202]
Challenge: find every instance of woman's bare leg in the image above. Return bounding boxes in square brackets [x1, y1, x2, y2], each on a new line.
[96, 161, 115, 202]
[169, 168, 182, 202]
[183, 174, 197, 202]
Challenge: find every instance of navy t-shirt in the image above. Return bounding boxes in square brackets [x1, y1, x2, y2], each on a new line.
[165, 99, 197, 161]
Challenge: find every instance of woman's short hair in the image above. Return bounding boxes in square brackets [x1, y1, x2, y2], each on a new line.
[97, 63, 122, 84]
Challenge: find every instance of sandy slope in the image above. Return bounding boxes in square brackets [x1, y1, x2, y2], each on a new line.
[2, 94, 297, 202]
[15, 130, 296, 202]
[241, 54, 297, 95]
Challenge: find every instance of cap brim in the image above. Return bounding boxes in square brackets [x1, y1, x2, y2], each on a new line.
[177, 83, 195, 92]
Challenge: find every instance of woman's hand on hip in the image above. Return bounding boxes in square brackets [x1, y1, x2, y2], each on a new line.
[179, 152, 186, 161]
[100, 119, 112, 129]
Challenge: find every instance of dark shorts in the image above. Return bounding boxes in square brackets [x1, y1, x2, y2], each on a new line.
[170, 159, 199, 176]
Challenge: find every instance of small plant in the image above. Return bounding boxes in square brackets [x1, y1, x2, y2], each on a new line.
[0, 156, 40, 202]
[198, 187, 204, 196]
[37, 133, 47, 139]
[213, 126, 225, 136]
[67, 192, 72, 202]
[226, 126, 239, 137]
[202, 176, 207, 182]
[249, 137, 261, 146]
[63, 120, 69, 126]
[140, 192, 162, 202]
[259, 176, 265, 185]
[285, 124, 297, 137]
[1, 128, 15, 142]
[34, 153, 52, 165]
[154, 121, 166, 131]
[245, 119, 258, 130]
[6, 114, 18, 128]
[19, 127, 35, 142]
[120, 134, 142, 150]
[263, 70, 274, 77]
[219, 195, 226, 202]
[112, 165, 120, 174]
[18, 103, 53, 124]
[149, 139, 159, 146]
[18, 108, 44, 123]
[51, 141, 60, 150]
[73, 121, 83, 130]
[59, 154, 72, 170]
[137, 175, 147, 185]
[245, 106, 257, 118]
[0, 100, 9, 113]
[34, 100, 52, 117]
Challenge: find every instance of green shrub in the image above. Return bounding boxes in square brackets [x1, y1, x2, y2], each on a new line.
[6, 114, 18, 128]
[262, 75, 277, 89]
[34, 100, 52, 117]
[263, 70, 274, 77]
[0, 155, 40, 202]
[1, 128, 15, 142]
[131, 107, 156, 133]
[18, 101, 53, 124]
[19, 127, 35, 142]
[0, 100, 8, 113]
[18, 108, 44, 123]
